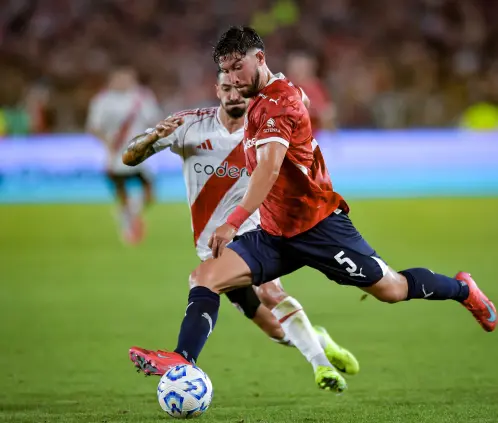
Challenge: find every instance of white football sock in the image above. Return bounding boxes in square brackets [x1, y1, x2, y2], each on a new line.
[128, 194, 143, 217]
[119, 206, 132, 232]
[271, 296, 331, 371]
[269, 334, 294, 347]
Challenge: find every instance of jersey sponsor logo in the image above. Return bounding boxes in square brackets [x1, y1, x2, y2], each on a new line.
[263, 117, 281, 134]
[269, 97, 280, 105]
[244, 137, 257, 150]
[191, 142, 245, 245]
[193, 160, 249, 178]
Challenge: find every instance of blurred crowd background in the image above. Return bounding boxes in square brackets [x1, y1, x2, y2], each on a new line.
[1, 0, 498, 135]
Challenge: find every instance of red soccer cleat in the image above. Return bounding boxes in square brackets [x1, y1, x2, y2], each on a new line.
[457, 272, 496, 332]
[129, 347, 189, 376]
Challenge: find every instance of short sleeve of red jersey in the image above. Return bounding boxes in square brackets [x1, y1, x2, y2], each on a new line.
[253, 100, 303, 150]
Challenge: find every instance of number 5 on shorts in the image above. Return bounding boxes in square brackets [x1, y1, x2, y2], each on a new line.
[334, 251, 357, 273]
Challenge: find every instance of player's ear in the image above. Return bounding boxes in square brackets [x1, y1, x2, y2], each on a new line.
[255, 50, 265, 66]
[215, 84, 222, 101]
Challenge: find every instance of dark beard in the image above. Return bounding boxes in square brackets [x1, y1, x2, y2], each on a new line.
[226, 106, 246, 118]
[240, 71, 260, 98]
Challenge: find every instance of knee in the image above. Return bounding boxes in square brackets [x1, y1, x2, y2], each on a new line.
[373, 291, 404, 304]
[189, 265, 219, 292]
[256, 281, 288, 309]
[369, 273, 408, 304]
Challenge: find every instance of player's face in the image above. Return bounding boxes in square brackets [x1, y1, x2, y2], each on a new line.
[219, 52, 262, 98]
[216, 74, 248, 119]
[109, 69, 137, 92]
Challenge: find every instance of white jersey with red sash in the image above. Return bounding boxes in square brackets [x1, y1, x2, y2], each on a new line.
[153, 107, 259, 260]
[87, 87, 162, 174]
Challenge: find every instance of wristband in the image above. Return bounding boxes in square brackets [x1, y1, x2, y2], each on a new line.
[226, 206, 251, 230]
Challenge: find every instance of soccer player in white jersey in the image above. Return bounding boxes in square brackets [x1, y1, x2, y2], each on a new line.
[87, 66, 162, 244]
[122, 70, 359, 381]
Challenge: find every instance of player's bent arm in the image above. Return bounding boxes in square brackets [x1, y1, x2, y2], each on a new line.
[122, 131, 159, 166]
[123, 116, 184, 166]
[212, 141, 286, 256]
[238, 142, 287, 214]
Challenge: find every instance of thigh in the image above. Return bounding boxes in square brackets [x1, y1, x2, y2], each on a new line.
[290, 211, 388, 287]
[190, 248, 253, 294]
[228, 229, 304, 286]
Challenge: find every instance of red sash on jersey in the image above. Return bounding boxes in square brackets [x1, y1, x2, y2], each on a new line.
[190, 141, 245, 245]
[111, 94, 143, 153]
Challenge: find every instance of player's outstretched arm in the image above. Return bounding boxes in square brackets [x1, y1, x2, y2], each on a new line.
[122, 131, 159, 166]
[209, 142, 287, 257]
[122, 116, 183, 166]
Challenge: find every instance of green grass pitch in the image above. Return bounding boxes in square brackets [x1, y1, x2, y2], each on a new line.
[1, 199, 497, 423]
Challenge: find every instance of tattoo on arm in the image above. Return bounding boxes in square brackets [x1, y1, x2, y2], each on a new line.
[122, 132, 158, 166]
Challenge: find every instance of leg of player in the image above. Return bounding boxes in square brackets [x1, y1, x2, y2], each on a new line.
[127, 172, 152, 244]
[129, 249, 347, 392]
[182, 254, 345, 392]
[107, 172, 133, 243]
[130, 249, 254, 375]
[225, 287, 289, 342]
[225, 282, 359, 375]
[296, 211, 495, 333]
[256, 280, 359, 375]
[139, 173, 154, 208]
[362, 266, 496, 332]
[174, 249, 257, 363]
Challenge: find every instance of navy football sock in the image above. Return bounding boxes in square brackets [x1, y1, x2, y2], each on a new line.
[175, 286, 220, 363]
[401, 268, 469, 302]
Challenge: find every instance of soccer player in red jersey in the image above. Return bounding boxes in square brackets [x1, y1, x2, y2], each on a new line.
[129, 26, 496, 393]
[126, 71, 359, 388]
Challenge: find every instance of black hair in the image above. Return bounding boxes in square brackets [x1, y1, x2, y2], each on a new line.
[213, 26, 265, 64]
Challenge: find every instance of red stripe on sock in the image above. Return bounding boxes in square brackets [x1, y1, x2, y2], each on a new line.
[278, 308, 302, 324]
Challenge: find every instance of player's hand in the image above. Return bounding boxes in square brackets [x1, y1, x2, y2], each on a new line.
[208, 223, 238, 258]
[154, 116, 184, 138]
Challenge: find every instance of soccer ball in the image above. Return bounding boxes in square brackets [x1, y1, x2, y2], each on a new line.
[157, 364, 213, 419]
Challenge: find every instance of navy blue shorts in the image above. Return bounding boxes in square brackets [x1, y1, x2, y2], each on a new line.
[228, 210, 387, 287]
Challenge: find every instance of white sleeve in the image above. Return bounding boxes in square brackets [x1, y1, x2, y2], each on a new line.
[152, 130, 180, 153]
[151, 111, 192, 154]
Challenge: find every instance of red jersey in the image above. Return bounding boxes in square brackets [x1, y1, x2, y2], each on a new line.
[243, 73, 348, 237]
